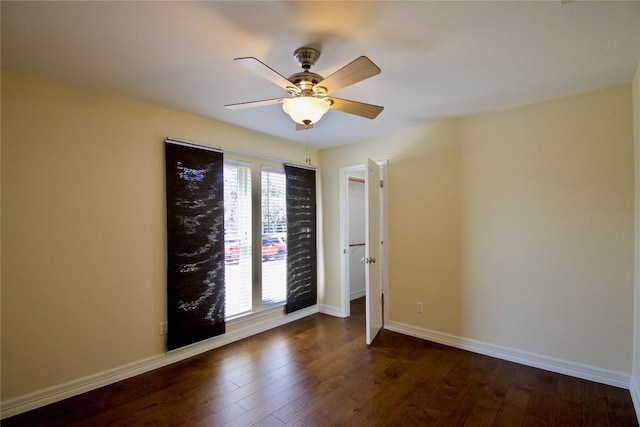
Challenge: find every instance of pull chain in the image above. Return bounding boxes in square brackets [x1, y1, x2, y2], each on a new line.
[305, 122, 312, 166]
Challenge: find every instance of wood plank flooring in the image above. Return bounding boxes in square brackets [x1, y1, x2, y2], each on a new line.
[3, 298, 637, 426]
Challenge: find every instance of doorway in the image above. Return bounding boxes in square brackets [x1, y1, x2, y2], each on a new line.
[339, 161, 387, 327]
[348, 175, 366, 307]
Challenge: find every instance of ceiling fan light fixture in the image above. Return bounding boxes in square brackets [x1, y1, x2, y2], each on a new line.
[282, 96, 331, 125]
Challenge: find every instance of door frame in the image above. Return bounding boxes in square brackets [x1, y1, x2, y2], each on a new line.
[339, 161, 388, 320]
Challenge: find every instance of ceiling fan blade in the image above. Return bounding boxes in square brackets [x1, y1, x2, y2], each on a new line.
[224, 98, 284, 110]
[317, 56, 381, 94]
[328, 97, 384, 119]
[234, 57, 296, 92]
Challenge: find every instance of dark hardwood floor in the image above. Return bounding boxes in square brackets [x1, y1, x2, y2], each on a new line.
[3, 298, 637, 426]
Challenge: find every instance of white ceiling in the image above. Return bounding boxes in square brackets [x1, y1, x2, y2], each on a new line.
[2, 1, 639, 149]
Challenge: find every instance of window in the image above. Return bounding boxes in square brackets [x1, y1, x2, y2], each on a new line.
[261, 167, 287, 305]
[223, 162, 252, 318]
[165, 137, 316, 349]
[224, 160, 287, 319]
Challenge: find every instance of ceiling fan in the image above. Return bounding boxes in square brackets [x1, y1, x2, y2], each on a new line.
[224, 47, 384, 128]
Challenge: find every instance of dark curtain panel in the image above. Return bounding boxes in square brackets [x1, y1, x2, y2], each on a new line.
[285, 165, 317, 314]
[165, 141, 225, 351]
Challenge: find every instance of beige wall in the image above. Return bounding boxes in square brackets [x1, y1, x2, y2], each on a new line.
[633, 63, 640, 396]
[1, 70, 317, 400]
[2, 68, 636, 405]
[320, 84, 635, 373]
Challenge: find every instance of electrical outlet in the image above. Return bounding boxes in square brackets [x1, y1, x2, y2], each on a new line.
[416, 302, 423, 313]
[160, 321, 168, 335]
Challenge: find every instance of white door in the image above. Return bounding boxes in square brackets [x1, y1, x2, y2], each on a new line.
[365, 158, 382, 345]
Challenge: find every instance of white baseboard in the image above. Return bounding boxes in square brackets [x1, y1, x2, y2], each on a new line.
[318, 304, 344, 317]
[631, 375, 640, 422]
[1, 305, 319, 419]
[350, 289, 366, 300]
[385, 321, 630, 389]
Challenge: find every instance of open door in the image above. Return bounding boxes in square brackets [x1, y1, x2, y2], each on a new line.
[365, 158, 382, 345]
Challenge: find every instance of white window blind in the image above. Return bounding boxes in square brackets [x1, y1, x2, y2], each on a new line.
[261, 167, 287, 305]
[224, 162, 252, 318]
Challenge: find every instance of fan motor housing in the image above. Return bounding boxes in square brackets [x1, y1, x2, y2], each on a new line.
[288, 71, 324, 93]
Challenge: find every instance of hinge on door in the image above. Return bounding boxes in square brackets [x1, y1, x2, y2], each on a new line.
[380, 180, 384, 188]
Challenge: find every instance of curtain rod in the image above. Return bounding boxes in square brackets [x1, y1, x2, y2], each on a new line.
[165, 137, 316, 170]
